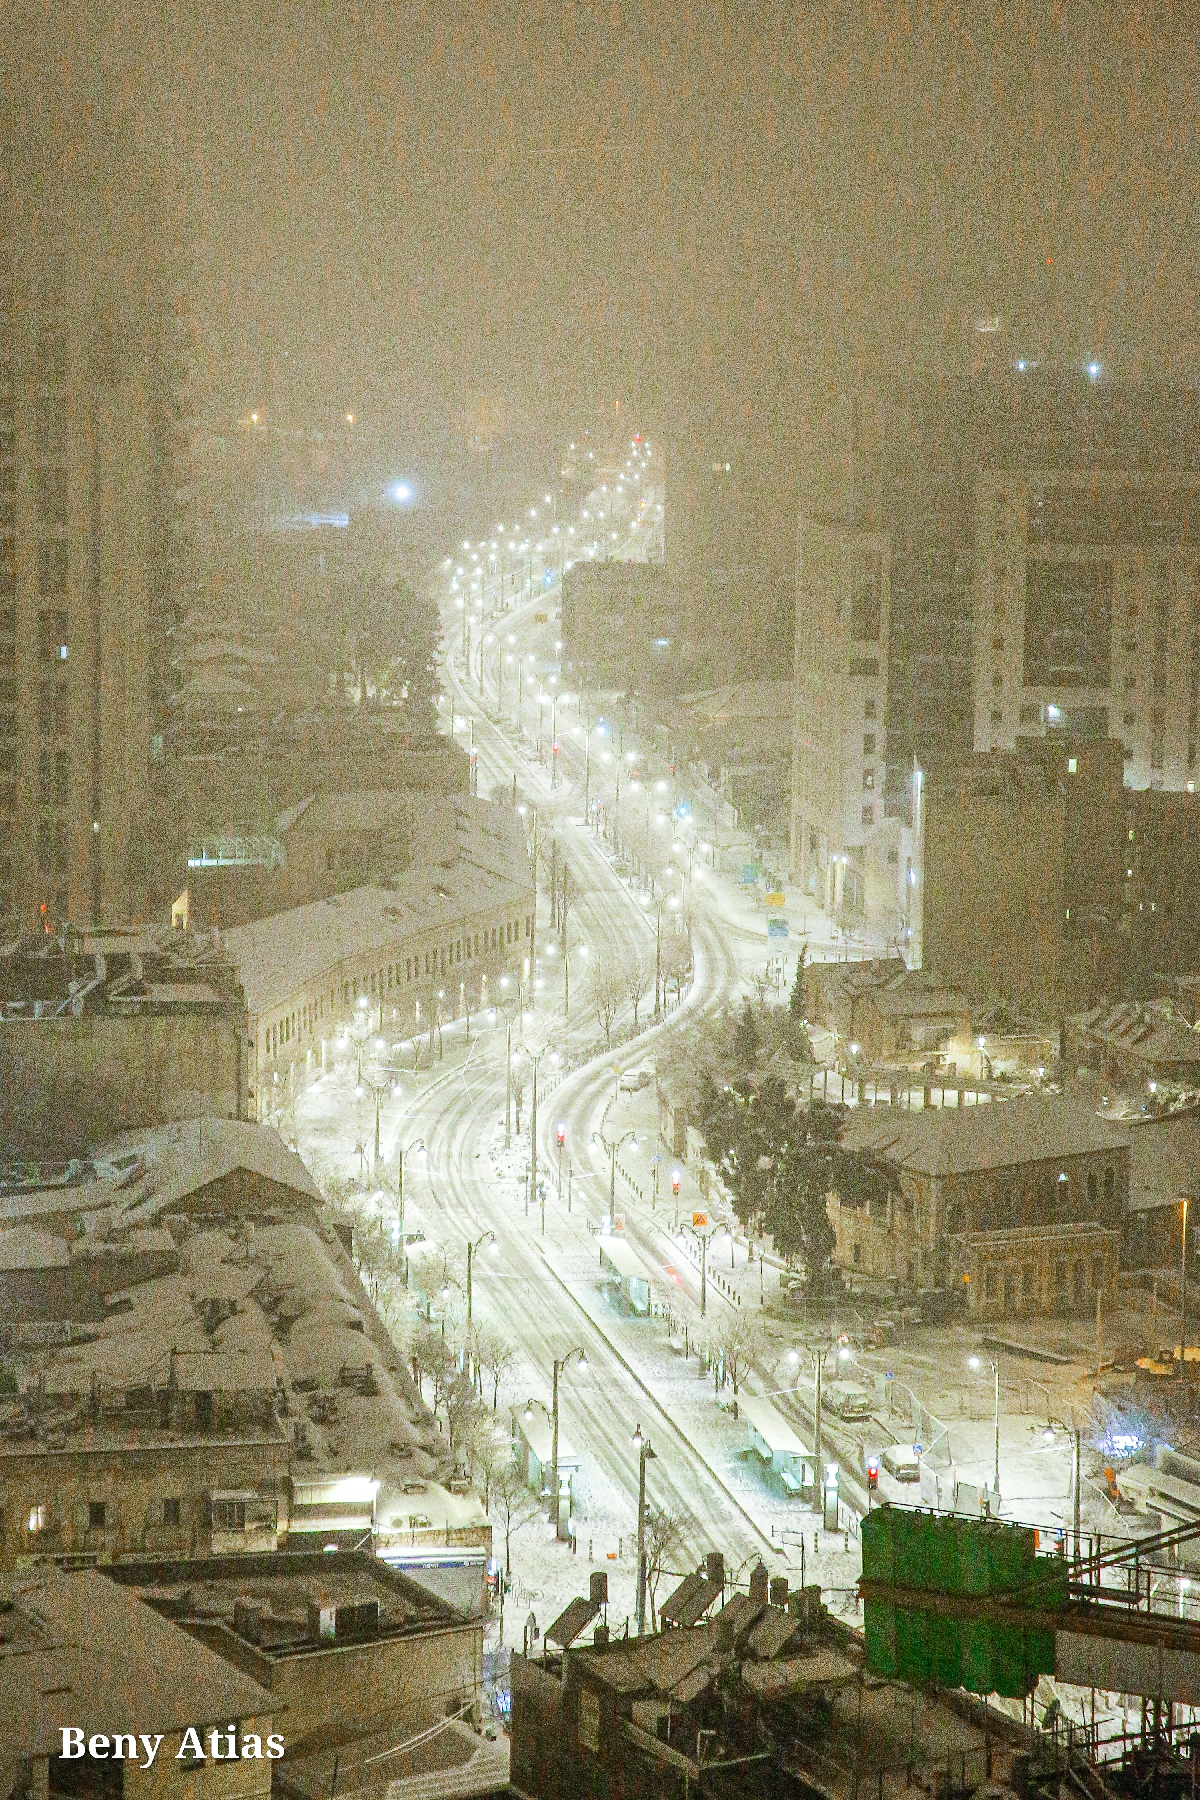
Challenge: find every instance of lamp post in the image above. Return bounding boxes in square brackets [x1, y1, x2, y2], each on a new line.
[526, 1347, 588, 1536]
[786, 1338, 850, 1475]
[969, 1353, 1001, 1498]
[592, 1127, 638, 1215]
[678, 1220, 724, 1318]
[395, 1138, 426, 1260]
[496, 984, 523, 1147]
[1044, 1417, 1083, 1560]
[465, 1230, 498, 1328]
[632, 1424, 656, 1634]
[524, 1043, 557, 1234]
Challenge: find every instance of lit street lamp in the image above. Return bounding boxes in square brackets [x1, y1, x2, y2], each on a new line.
[677, 1219, 726, 1317]
[968, 1352, 1001, 1499]
[592, 1126, 638, 1214]
[786, 1338, 852, 1475]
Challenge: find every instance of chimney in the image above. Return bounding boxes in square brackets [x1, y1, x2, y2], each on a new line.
[748, 1562, 768, 1606]
[705, 1551, 725, 1590]
[769, 1576, 789, 1609]
[593, 1622, 610, 1648]
[307, 1602, 336, 1642]
[233, 1600, 264, 1643]
[590, 1570, 609, 1606]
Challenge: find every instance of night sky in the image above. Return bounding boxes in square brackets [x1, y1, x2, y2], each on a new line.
[5, 2, 1198, 465]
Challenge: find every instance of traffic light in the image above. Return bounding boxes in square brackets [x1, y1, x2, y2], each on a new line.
[556, 1124, 566, 1148]
[671, 1171, 681, 1199]
[867, 1457, 880, 1493]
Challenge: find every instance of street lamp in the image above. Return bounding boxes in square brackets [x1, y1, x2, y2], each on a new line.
[523, 1042, 558, 1232]
[787, 1339, 850, 1475]
[632, 1424, 657, 1634]
[526, 1346, 588, 1536]
[465, 1230, 498, 1328]
[496, 980, 525, 1146]
[677, 1219, 725, 1317]
[1043, 1415, 1083, 1557]
[969, 1353, 1001, 1499]
[592, 1127, 638, 1214]
[394, 1137, 426, 1256]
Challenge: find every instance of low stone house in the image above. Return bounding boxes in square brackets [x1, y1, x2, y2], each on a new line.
[837, 1094, 1130, 1317]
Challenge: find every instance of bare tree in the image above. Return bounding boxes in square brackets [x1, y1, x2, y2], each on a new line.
[472, 1326, 518, 1411]
[444, 1369, 486, 1464]
[591, 954, 623, 1048]
[643, 1505, 689, 1631]
[511, 1066, 526, 1135]
[492, 1456, 543, 1575]
[410, 1322, 457, 1419]
[660, 930, 693, 1003]
[622, 949, 654, 1028]
[706, 1311, 767, 1419]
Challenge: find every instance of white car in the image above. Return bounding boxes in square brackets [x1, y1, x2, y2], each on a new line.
[881, 1444, 921, 1482]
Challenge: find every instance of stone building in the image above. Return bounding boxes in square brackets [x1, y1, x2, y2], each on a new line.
[223, 799, 534, 1113]
[0, 1158, 488, 1570]
[104, 1550, 484, 1769]
[0, 1564, 277, 1800]
[0, 925, 249, 1158]
[837, 1094, 1130, 1316]
[1065, 1001, 1200, 1099]
[803, 956, 968, 1067]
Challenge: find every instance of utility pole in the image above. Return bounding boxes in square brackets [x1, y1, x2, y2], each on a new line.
[634, 1426, 655, 1634]
[1182, 1198, 1190, 1401]
[529, 807, 538, 977]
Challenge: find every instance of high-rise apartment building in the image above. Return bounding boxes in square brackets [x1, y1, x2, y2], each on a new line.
[966, 380, 1200, 787]
[790, 372, 1200, 945]
[789, 390, 911, 931]
[0, 116, 188, 929]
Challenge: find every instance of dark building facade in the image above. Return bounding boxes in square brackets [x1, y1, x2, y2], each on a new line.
[0, 105, 189, 931]
[792, 373, 1200, 939]
[920, 736, 1126, 1015]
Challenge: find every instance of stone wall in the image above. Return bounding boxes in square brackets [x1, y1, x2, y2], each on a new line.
[0, 1010, 247, 1156]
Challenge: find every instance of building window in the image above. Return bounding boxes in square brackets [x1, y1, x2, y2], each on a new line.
[28, 1504, 48, 1534]
[88, 1501, 106, 1529]
[213, 1498, 247, 1532]
[861, 803, 874, 826]
[863, 734, 876, 754]
[990, 709, 1003, 725]
[864, 698, 877, 719]
[862, 769, 875, 791]
[163, 1498, 181, 1526]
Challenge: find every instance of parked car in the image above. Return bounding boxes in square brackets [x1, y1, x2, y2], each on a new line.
[825, 1381, 874, 1421]
[618, 1062, 654, 1093]
[881, 1443, 921, 1482]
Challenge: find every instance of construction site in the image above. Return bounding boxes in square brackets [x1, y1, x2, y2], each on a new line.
[510, 1507, 1200, 1800]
